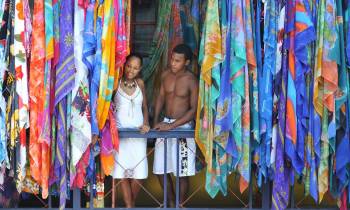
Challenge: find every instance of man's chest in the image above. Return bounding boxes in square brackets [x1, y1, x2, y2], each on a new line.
[164, 77, 189, 97]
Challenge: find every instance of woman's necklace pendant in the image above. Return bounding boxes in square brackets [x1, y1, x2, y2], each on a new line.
[124, 80, 136, 89]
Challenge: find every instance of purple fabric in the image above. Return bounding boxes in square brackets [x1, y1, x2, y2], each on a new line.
[271, 41, 290, 210]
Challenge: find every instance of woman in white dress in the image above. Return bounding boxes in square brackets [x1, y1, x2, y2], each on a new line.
[112, 54, 150, 208]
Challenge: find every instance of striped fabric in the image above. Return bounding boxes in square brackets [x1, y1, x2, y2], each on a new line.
[54, 0, 75, 208]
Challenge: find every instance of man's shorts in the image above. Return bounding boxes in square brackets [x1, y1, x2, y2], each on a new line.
[153, 118, 196, 177]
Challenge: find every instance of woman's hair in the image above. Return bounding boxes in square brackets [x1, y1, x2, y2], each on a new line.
[125, 53, 143, 66]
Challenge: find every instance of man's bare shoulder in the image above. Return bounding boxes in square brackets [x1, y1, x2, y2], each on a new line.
[182, 71, 198, 82]
[161, 69, 171, 79]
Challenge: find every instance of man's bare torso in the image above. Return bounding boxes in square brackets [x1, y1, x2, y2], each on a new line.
[162, 69, 196, 119]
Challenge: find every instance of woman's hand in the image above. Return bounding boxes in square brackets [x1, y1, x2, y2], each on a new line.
[111, 104, 117, 112]
[139, 124, 150, 134]
[91, 134, 100, 145]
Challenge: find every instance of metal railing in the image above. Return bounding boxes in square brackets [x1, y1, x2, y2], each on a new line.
[118, 129, 201, 209]
[5, 129, 339, 210]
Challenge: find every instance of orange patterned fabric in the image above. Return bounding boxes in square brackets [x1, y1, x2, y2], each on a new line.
[29, 0, 45, 188]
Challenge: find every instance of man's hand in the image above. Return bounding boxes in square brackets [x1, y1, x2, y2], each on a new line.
[139, 124, 150, 134]
[153, 122, 174, 131]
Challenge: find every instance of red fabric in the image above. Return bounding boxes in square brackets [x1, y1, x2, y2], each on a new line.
[340, 190, 348, 210]
[72, 148, 91, 188]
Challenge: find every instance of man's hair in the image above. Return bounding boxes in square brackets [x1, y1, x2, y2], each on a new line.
[125, 52, 143, 66]
[172, 44, 193, 62]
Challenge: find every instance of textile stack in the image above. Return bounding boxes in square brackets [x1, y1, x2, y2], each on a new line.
[0, 0, 130, 208]
[197, 0, 350, 209]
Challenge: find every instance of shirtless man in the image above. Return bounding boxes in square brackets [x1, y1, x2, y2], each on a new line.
[153, 44, 199, 207]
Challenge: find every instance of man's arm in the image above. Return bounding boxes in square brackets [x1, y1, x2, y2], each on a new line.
[169, 76, 199, 129]
[153, 74, 165, 127]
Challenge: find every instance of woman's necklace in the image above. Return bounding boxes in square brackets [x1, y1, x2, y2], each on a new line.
[123, 80, 136, 89]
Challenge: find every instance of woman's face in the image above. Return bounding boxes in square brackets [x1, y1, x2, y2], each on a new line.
[124, 57, 142, 80]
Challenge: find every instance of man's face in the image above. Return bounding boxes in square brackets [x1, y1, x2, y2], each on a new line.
[170, 52, 190, 73]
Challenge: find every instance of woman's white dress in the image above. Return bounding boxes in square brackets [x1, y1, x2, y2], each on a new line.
[112, 83, 148, 179]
